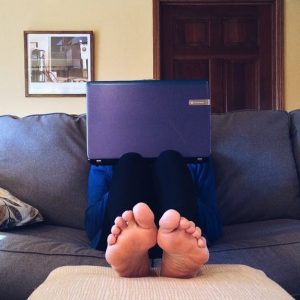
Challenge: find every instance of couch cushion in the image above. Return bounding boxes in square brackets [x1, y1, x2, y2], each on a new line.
[0, 224, 106, 300]
[208, 219, 300, 297]
[0, 224, 104, 258]
[289, 109, 300, 180]
[0, 114, 89, 229]
[212, 110, 300, 225]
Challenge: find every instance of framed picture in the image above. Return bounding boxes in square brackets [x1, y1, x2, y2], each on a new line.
[24, 31, 94, 97]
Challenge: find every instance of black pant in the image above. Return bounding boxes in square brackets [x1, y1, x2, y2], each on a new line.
[98, 150, 199, 257]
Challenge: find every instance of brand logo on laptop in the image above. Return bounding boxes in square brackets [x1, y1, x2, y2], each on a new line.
[189, 99, 211, 106]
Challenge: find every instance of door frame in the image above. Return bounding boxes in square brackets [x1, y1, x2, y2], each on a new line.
[153, 0, 284, 109]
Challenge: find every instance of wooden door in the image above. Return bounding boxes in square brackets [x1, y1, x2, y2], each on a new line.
[153, 0, 284, 113]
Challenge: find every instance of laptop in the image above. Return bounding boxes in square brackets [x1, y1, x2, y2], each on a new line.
[86, 80, 211, 164]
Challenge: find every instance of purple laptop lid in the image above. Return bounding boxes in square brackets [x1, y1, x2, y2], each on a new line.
[87, 80, 211, 164]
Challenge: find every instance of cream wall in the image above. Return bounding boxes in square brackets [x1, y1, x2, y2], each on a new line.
[0, 0, 299, 116]
[0, 0, 153, 116]
[284, 0, 300, 111]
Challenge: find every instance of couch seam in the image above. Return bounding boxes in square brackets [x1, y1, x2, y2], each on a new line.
[0, 249, 105, 259]
[210, 240, 300, 253]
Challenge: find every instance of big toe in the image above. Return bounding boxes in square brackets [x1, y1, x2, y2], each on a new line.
[159, 209, 181, 232]
[133, 202, 155, 229]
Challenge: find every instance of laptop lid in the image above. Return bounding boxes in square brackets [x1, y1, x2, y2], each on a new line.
[87, 80, 211, 164]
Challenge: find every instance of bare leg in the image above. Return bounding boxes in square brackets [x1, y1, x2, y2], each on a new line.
[105, 202, 157, 277]
[157, 209, 209, 278]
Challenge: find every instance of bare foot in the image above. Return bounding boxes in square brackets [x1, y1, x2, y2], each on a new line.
[105, 202, 157, 277]
[157, 209, 209, 278]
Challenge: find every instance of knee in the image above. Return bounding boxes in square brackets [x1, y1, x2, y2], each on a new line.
[119, 152, 143, 164]
[157, 150, 183, 164]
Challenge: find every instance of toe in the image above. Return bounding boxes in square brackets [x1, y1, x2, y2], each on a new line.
[122, 210, 134, 224]
[192, 227, 202, 239]
[133, 202, 156, 229]
[115, 216, 127, 229]
[111, 225, 121, 235]
[107, 234, 117, 245]
[159, 209, 181, 232]
[179, 217, 190, 230]
[185, 221, 196, 234]
[198, 236, 207, 248]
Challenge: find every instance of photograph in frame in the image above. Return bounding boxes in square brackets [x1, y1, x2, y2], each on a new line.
[24, 31, 94, 97]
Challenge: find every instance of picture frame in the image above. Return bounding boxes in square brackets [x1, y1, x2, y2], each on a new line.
[24, 31, 94, 97]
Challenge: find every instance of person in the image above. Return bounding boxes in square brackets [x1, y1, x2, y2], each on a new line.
[85, 150, 223, 278]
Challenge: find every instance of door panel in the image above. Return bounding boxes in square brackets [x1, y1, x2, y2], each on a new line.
[224, 60, 259, 111]
[158, 2, 280, 113]
[173, 59, 209, 80]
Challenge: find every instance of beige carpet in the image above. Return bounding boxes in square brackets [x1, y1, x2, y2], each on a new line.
[29, 264, 293, 300]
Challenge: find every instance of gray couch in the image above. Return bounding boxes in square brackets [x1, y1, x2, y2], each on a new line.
[0, 110, 300, 300]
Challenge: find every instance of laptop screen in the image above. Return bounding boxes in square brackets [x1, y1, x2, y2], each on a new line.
[87, 80, 211, 164]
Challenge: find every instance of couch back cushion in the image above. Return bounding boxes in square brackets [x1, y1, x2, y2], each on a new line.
[2, 111, 300, 229]
[212, 110, 300, 225]
[290, 110, 300, 179]
[0, 114, 89, 229]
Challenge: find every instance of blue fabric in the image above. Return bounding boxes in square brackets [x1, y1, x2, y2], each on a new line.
[85, 165, 112, 249]
[85, 158, 223, 249]
[188, 159, 223, 243]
